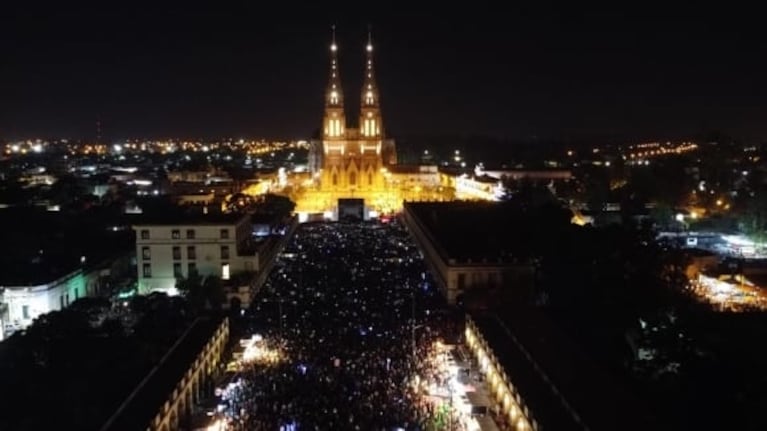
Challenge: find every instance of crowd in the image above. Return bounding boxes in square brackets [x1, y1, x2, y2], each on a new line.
[220, 219, 463, 430]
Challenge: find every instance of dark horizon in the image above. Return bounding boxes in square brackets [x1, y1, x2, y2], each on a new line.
[2, 5, 765, 142]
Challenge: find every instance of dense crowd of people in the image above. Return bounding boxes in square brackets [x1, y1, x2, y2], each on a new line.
[220, 219, 462, 430]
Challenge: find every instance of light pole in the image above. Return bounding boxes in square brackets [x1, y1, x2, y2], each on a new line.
[278, 298, 284, 339]
[261, 297, 284, 339]
[411, 286, 416, 358]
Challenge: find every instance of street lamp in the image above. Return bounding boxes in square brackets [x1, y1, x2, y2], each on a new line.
[260, 297, 285, 338]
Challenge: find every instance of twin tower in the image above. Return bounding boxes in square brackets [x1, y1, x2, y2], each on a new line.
[310, 27, 396, 203]
[323, 27, 383, 140]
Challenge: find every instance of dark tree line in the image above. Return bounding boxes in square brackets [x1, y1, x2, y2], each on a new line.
[0, 294, 194, 431]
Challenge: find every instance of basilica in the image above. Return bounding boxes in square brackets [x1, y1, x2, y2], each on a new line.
[300, 30, 401, 218]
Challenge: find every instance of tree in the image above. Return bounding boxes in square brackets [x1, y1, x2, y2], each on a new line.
[650, 202, 675, 228]
[585, 176, 610, 223]
[257, 193, 296, 218]
[46, 175, 88, 208]
[176, 270, 206, 312]
[740, 192, 767, 244]
[129, 295, 149, 315]
[203, 276, 226, 311]
[226, 192, 253, 212]
[176, 271, 225, 313]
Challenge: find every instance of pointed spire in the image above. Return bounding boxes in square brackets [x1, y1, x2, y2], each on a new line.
[323, 25, 346, 139]
[362, 25, 378, 108]
[360, 26, 382, 138]
[331, 24, 337, 52]
[326, 24, 343, 108]
[366, 24, 373, 52]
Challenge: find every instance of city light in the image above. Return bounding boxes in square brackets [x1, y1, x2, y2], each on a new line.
[240, 334, 283, 364]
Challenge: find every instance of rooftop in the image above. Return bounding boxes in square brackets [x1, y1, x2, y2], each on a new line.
[101, 316, 224, 431]
[251, 212, 281, 225]
[471, 312, 662, 431]
[404, 201, 537, 265]
[130, 211, 246, 226]
[0, 207, 133, 286]
[388, 164, 438, 174]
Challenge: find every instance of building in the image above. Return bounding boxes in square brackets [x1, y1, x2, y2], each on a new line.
[300, 29, 398, 218]
[455, 174, 505, 201]
[402, 201, 535, 304]
[132, 213, 259, 294]
[478, 168, 573, 182]
[295, 30, 478, 219]
[465, 312, 660, 431]
[0, 259, 116, 334]
[170, 181, 238, 200]
[100, 317, 229, 431]
[388, 164, 441, 188]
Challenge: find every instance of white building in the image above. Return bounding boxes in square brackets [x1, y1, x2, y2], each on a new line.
[454, 174, 505, 201]
[402, 201, 534, 304]
[387, 165, 441, 188]
[132, 213, 259, 295]
[1, 268, 101, 334]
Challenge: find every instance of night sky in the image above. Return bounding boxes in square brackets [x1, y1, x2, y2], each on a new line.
[1, 5, 765, 142]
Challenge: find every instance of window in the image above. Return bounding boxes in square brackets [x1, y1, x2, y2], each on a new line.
[172, 229, 180, 239]
[188, 262, 197, 275]
[172, 246, 181, 260]
[220, 229, 229, 239]
[22, 305, 29, 319]
[142, 263, 152, 278]
[173, 263, 182, 278]
[140, 229, 150, 240]
[186, 229, 195, 239]
[74, 288, 79, 300]
[221, 263, 230, 280]
[349, 172, 356, 186]
[142, 246, 151, 260]
[187, 246, 196, 260]
[221, 245, 230, 260]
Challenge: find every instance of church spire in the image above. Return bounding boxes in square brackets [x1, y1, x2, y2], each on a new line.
[327, 25, 343, 108]
[362, 25, 378, 108]
[360, 25, 382, 138]
[323, 25, 345, 139]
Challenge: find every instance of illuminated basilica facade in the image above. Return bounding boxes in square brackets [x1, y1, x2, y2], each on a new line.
[301, 30, 399, 217]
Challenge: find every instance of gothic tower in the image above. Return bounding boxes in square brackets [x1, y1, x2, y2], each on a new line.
[323, 26, 345, 140]
[303, 26, 397, 215]
[359, 29, 382, 139]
